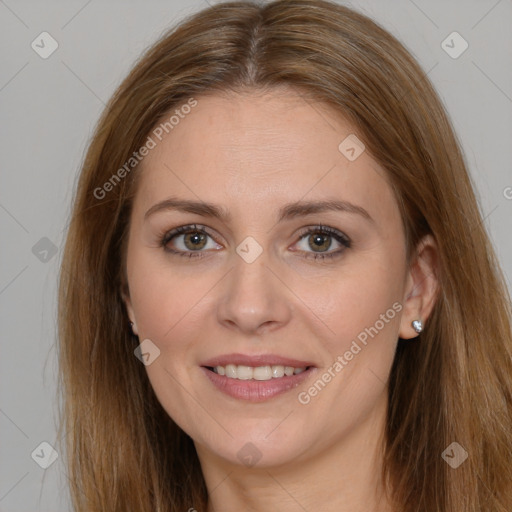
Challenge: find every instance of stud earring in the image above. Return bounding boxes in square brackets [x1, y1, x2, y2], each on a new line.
[412, 319, 423, 333]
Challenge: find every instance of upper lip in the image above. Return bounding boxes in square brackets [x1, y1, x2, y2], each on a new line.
[201, 353, 315, 368]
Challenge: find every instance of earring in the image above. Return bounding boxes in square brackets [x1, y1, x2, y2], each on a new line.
[412, 319, 423, 333]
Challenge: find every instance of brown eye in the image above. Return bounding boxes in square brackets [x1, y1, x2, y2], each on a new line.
[181, 230, 208, 250]
[307, 232, 332, 252]
[294, 226, 351, 261]
[161, 224, 221, 258]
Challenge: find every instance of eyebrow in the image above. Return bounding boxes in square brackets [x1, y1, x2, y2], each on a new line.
[144, 197, 375, 224]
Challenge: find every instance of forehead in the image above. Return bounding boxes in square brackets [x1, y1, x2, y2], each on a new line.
[132, 89, 396, 225]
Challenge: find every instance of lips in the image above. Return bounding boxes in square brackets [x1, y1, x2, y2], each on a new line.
[201, 365, 317, 402]
[201, 352, 316, 368]
[200, 352, 317, 401]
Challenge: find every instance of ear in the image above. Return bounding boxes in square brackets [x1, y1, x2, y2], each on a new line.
[399, 234, 439, 339]
[120, 286, 138, 336]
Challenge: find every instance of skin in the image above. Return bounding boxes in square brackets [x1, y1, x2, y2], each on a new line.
[122, 87, 439, 512]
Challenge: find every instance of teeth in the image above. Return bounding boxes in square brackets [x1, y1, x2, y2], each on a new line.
[284, 366, 294, 376]
[253, 366, 272, 380]
[212, 364, 308, 381]
[272, 365, 285, 378]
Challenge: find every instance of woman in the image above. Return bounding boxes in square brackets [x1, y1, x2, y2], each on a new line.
[57, 1, 512, 511]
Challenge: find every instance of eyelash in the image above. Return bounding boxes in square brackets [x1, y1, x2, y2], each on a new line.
[159, 224, 351, 261]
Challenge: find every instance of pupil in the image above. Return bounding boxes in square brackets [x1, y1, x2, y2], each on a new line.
[311, 233, 329, 251]
[186, 232, 205, 249]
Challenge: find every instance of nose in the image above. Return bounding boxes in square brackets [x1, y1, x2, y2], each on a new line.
[216, 249, 292, 336]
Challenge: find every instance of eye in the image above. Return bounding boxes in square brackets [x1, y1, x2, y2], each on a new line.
[292, 225, 351, 260]
[160, 224, 221, 258]
[160, 224, 351, 261]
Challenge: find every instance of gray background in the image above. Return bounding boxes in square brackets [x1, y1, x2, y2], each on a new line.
[1, 0, 511, 510]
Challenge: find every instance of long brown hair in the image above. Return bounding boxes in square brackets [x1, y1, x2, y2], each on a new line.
[57, 1, 512, 510]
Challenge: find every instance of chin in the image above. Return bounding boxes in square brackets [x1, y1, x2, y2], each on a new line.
[195, 425, 314, 470]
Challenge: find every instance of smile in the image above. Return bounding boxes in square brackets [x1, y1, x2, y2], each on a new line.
[209, 364, 308, 380]
[201, 365, 316, 402]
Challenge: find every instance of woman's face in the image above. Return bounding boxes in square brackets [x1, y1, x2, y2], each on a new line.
[123, 88, 431, 469]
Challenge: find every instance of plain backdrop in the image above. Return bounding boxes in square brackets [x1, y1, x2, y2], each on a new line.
[1, 0, 511, 510]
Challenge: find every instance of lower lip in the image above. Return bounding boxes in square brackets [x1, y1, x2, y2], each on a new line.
[201, 366, 316, 402]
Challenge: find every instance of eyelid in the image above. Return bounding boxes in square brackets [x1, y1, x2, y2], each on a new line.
[160, 224, 222, 250]
[292, 225, 351, 261]
[295, 224, 350, 246]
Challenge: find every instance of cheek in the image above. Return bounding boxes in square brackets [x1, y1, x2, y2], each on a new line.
[292, 264, 402, 431]
[131, 280, 176, 341]
[128, 260, 210, 429]
[128, 250, 205, 343]
[321, 257, 401, 315]
[304, 251, 404, 366]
